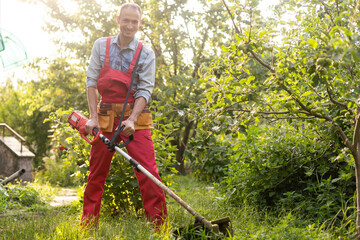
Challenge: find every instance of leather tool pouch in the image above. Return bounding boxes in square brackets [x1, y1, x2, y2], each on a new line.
[135, 108, 153, 130]
[97, 104, 114, 133]
[98, 103, 153, 132]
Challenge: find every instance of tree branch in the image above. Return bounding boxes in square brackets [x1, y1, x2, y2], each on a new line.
[319, 0, 336, 26]
[193, 27, 209, 78]
[304, 78, 325, 100]
[249, 50, 275, 73]
[265, 116, 316, 122]
[140, 28, 172, 78]
[140, 28, 161, 58]
[347, 66, 355, 82]
[172, 35, 178, 76]
[221, 0, 242, 34]
[226, 108, 290, 115]
[281, 81, 353, 153]
[184, 19, 196, 55]
[326, 87, 348, 109]
[248, 4, 252, 43]
[220, 2, 275, 75]
[281, 85, 311, 112]
[335, 122, 353, 150]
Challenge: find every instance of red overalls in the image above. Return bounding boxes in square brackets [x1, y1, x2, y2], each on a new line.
[81, 37, 167, 226]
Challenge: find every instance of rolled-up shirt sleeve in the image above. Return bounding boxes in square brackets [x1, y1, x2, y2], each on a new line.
[86, 39, 102, 88]
[134, 50, 155, 103]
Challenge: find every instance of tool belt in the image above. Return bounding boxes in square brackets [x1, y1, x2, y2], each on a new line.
[97, 102, 153, 132]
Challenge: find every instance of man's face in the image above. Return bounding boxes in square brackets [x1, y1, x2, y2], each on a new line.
[117, 7, 141, 40]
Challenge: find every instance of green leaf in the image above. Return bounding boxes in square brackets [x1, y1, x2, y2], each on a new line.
[301, 91, 313, 97]
[308, 38, 318, 49]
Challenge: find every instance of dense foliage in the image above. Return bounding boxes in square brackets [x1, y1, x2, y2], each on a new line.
[223, 122, 355, 222]
[187, 0, 360, 232]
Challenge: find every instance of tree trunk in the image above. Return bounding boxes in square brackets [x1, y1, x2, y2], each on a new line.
[175, 120, 194, 175]
[354, 108, 360, 237]
[175, 150, 185, 175]
[355, 160, 360, 237]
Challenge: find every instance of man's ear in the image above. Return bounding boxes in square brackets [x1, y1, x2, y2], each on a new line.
[116, 16, 120, 24]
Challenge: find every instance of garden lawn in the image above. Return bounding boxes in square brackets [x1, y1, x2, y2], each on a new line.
[0, 174, 344, 239]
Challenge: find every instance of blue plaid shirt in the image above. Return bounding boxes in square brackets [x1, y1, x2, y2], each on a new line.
[86, 34, 155, 103]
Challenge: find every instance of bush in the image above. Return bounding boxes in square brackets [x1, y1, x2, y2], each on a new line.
[0, 184, 45, 212]
[221, 121, 356, 223]
[40, 109, 90, 187]
[186, 130, 234, 182]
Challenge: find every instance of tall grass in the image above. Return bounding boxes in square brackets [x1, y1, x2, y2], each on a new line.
[0, 174, 353, 239]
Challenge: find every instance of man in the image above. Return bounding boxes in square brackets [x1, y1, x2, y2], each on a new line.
[82, 3, 167, 227]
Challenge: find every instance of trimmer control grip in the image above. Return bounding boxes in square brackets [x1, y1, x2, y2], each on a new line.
[67, 111, 101, 145]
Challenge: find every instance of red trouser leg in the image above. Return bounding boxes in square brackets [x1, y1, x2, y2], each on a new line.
[81, 130, 116, 224]
[81, 120, 167, 226]
[119, 129, 168, 225]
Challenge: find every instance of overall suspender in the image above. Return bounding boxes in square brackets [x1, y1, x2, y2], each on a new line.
[107, 40, 143, 151]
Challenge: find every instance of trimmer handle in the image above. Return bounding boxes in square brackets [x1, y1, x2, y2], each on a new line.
[116, 125, 134, 147]
[68, 110, 133, 148]
[92, 127, 99, 136]
[67, 111, 101, 145]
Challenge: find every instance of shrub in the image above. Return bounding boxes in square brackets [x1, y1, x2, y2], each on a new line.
[221, 121, 356, 223]
[186, 130, 234, 182]
[0, 184, 46, 212]
[40, 109, 90, 187]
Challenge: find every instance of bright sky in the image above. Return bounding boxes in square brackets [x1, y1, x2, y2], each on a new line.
[0, 0, 56, 58]
[0, 0, 279, 83]
[0, 0, 57, 82]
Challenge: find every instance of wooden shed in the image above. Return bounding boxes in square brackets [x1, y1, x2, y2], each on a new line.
[0, 124, 34, 182]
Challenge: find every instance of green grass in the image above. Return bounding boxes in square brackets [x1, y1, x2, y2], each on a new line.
[0, 174, 354, 239]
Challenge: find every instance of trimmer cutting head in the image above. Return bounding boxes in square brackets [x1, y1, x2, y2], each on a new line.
[210, 217, 233, 237]
[173, 216, 233, 239]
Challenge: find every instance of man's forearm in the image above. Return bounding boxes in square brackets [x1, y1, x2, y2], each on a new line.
[87, 86, 98, 120]
[128, 97, 147, 123]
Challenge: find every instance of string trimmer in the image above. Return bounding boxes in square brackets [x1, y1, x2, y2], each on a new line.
[68, 110, 233, 238]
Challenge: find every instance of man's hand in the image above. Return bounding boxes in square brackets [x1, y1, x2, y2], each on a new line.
[117, 97, 146, 137]
[85, 118, 100, 135]
[119, 119, 135, 137]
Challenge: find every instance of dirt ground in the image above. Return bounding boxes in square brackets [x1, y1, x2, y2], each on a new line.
[0, 188, 79, 218]
[49, 188, 79, 207]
